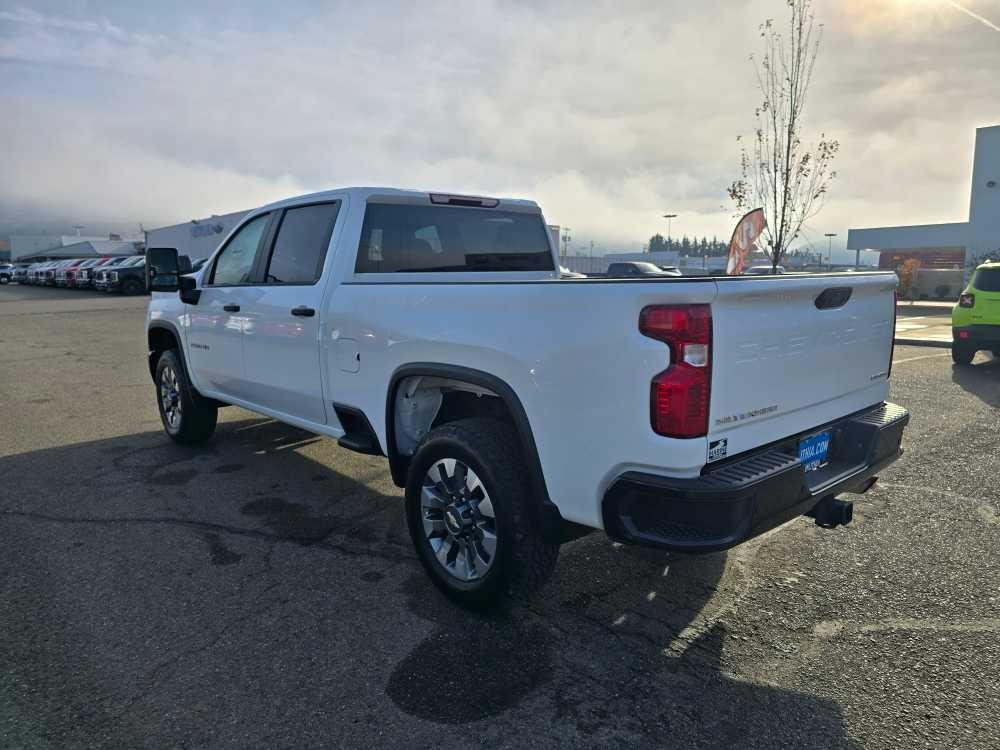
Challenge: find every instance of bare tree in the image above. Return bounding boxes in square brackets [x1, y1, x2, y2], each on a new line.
[728, 0, 839, 272]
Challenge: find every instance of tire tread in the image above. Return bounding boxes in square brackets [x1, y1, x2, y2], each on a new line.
[406, 418, 559, 607]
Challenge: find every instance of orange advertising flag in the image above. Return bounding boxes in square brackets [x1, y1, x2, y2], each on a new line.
[726, 208, 767, 276]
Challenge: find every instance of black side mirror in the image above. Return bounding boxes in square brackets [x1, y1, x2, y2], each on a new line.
[146, 247, 181, 292]
[179, 276, 201, 305]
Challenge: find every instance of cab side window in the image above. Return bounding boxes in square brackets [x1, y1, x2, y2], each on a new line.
[210, 213, 269, 285]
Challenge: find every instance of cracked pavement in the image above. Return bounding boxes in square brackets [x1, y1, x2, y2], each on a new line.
[1, 285, 998, 749]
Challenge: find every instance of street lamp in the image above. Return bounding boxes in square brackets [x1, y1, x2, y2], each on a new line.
[824, 233, 837, 271]
[662, 213, 677, 243]
[561, 227, 572, 257]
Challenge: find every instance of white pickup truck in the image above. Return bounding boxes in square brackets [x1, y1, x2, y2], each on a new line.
[145, 187, 909, 607]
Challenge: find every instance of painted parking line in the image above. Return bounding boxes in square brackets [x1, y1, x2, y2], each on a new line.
[892, 353, 950, 365]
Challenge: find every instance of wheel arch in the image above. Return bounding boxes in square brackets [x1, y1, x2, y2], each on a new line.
[385, 363, 567, 542]
[147, 321, 187, 383]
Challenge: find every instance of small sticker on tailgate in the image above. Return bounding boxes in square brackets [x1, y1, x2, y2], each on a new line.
[708, 438, 728, 463]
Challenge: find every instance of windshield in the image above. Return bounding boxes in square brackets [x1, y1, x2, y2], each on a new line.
[973, 267, 1000, 292]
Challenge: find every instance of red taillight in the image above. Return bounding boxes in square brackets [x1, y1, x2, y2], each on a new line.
[959, 293, 975, 308]
[639, 304, 711, 438]
[958, 330, 970, 339]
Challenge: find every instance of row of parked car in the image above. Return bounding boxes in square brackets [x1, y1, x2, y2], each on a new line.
[1, 256, 153, 294]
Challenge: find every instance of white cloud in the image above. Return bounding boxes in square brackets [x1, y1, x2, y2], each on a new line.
[0, 0, 998, 252]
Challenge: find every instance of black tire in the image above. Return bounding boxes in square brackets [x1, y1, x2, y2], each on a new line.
[405, 418, 559, 609]
[0, 276, 9, 285]
[121, 277, 143, 296]
[952, 343, 975, 366]
[154, 349, 217, 444]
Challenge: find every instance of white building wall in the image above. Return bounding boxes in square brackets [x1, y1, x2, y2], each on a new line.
[967, 125, 1000, 265]
[846, 124, 1000, 278]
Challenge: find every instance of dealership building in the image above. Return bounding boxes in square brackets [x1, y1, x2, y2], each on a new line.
[847, 124, 1000, 274]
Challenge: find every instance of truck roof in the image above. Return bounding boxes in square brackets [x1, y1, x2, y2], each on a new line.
[256, 187, 541, 214]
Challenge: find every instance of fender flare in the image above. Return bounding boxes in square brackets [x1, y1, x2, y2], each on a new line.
[385, 362, 566, 542]
[147, 320, 189, 383]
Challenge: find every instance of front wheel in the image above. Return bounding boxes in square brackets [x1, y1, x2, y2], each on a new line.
[121, 277, 143, 296]
[405, 418, 559, 609]
[155, 350, 217, 444]
[952, 342, 975, 366]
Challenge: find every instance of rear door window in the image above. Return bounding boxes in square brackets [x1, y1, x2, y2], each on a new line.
[355, 203, 554, 273]
[973, 268, 1000, 292]
[263, 202, 340, 284]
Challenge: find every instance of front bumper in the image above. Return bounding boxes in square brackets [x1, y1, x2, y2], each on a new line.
[603, 402, 909, 553]
[953, 325, 1000, 347]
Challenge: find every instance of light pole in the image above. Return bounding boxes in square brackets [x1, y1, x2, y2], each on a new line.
[824, 233, 837, 271]
[662, 213, 677, 245]
[561, 227, 572, 257]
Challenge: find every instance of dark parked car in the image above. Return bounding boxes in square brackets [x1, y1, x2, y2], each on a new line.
[91, 256, 139, 291]
[0, 264, 12, 284]
[605, 261, 684, 278]
[96, 255, 146, 294]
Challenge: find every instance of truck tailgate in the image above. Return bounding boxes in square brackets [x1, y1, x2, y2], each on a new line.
[708, 272, 897, 459]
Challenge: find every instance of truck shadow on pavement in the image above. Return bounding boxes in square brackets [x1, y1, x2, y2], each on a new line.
[951, 355, 1000, 407]
[0, 417, 859, 748]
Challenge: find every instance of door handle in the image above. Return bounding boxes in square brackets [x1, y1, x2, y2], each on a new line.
[291, 306, 316, 317]
[223, 304, 240, 312]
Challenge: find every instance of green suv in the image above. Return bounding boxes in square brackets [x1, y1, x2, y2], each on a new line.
[952, 261, 1000, 365]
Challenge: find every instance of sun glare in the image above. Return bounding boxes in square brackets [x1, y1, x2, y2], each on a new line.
[841, 0, 959, 31]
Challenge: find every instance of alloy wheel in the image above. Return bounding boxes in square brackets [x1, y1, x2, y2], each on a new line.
[420, 458, 498, 582]
[159, 366, 183, 431]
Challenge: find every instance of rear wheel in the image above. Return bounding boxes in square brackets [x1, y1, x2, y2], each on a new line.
[121, 277, 143, 296]
[952, 342, 975, 365]
[155, 349, 217, 444]
[405, 418, 559, 609]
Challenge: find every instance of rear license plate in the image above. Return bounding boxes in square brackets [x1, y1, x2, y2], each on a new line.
[799, 431, 831, 472]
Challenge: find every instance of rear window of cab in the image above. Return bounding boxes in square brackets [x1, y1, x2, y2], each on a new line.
[355, 203, 554, 273]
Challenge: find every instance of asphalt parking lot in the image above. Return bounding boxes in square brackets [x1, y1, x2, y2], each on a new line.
[1, 285, 998, 749]
[895, 306, 954, 347]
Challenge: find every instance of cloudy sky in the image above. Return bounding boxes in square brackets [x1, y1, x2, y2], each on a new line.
[1, 0, 998, 258]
